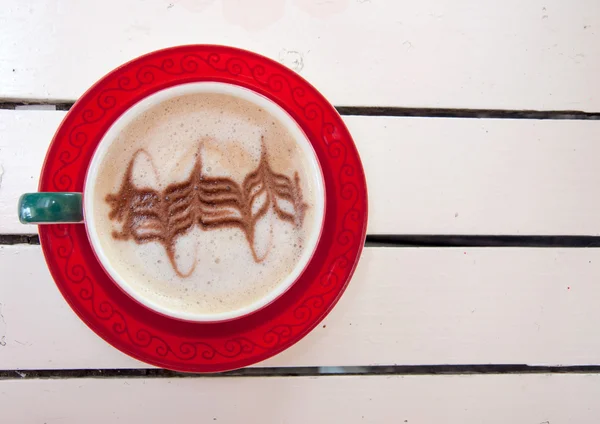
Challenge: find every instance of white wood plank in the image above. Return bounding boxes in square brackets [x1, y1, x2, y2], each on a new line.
[1, 244, 600, 369]
[1, 374, 599, 423]
[0, 111, 64, 232]
[3, 110, 600, 235]
[1, 0, 599, 110]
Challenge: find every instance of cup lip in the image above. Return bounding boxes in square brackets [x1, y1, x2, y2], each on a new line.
[81, 81, 326, 323]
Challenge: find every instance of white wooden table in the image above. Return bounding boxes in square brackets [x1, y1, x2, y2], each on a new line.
[1, 0, 600, 422]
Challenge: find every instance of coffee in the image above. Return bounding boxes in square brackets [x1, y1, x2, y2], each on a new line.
[86, 84, 324, 320]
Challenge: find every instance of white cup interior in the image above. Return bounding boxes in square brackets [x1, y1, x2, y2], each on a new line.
[83, 82, 325, 322]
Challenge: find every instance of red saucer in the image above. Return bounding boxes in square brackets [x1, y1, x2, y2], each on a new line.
[38, 45, 368, 372]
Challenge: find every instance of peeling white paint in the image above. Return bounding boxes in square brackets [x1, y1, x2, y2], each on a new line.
[278, 49, 305, 72]
[14, 104, 56, 111]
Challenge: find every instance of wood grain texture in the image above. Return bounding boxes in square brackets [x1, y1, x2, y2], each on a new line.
[2, 110, 600, 235]
[0, 0, 599, 110]
[1, 374, 599, 423]
[1, 245, 599, 369]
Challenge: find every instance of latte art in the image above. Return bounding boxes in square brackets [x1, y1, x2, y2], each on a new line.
[86, 83, 324, 320]
[106, 140, 308, 276]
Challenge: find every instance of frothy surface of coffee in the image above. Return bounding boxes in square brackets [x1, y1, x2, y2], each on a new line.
[89, 88, 321, 318]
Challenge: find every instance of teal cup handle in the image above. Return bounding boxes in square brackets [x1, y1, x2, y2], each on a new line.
[18, 192, 84, 224]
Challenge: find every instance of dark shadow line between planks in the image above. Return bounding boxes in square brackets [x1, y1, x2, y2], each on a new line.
[1, 100, 600, 120]
[3, 234, 600, 248]
[2, 365, 600, 380]
[336, 106, 600, 120]
[364, 234, 600, 248]
[0, 101, 72, 111]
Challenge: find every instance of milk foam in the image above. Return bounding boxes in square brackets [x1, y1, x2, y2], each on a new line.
[89, 88, 322, 318]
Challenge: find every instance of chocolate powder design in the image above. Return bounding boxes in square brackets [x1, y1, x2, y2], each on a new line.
[105, 140, 308, 277]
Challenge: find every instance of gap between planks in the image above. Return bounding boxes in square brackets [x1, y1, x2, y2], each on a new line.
[4, 234, 600, 248]
[1, 101, 600, 120]
[2, 365, 600, 381]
